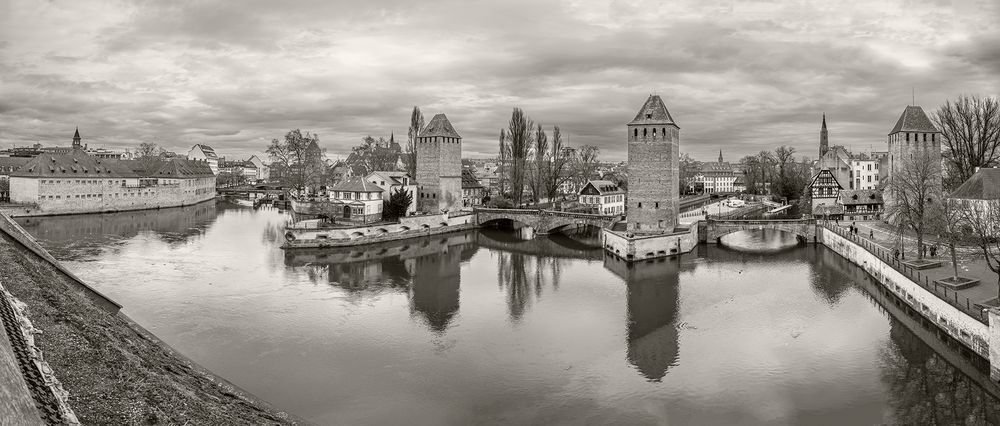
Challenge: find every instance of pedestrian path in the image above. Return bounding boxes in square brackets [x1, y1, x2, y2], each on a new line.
[826, 222, 999, 320]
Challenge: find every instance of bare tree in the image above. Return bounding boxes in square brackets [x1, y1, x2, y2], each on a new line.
[544, 126, 572, 202]
[406, 106, 424, 178]
[679, 153, 699, 194]
[267, 129, 323, 195]
[959, 198, 1000, 298]
[572, 145, 600, 189]
[934, 95, 1000, 189]
[885, 149, 942, 260]
[529, 123, 549, 204]
[497, 129, 508, 198]
[507, 108, 534, 206]
[136, 142, 165, 159]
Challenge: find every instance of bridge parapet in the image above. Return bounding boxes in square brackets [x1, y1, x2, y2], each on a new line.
[473, 208, 617, 235]
[704, 218, 817, 243]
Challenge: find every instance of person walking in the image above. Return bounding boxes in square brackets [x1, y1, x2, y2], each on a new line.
[869, 229, 874, 239]
[893, 248, 900, 260]
[922, 244, 927, 258]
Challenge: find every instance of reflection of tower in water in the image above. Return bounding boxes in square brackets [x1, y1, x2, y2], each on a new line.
[410, 244, 463, 332]
[606, 256, 681, 381]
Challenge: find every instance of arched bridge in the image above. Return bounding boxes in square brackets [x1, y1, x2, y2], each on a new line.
[474, 208, 617, 236]
[703, 218, 817, 243]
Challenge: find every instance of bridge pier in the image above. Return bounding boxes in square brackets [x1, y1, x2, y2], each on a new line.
[518, 226, 537, 239]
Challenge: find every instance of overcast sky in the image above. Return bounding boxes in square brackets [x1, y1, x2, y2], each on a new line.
[1, 0, 998, 163]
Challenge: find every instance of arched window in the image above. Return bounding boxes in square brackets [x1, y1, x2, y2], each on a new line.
[662, 128, 666, 138]
[652, 128, 657, 138]
[634, 129, 638, 138]
[643, 128, 647, 138]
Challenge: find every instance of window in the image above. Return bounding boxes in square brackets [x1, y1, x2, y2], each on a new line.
[638, 202, 642, 208]
[655, 202, 659, 209]
[634, 129, 638, 138]
[923, 133, 927, 142]
[905, 133, 909, 142]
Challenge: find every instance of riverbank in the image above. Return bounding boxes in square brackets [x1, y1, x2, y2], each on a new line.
[0, 226, 298, 423]
[0, 195, 217, 218]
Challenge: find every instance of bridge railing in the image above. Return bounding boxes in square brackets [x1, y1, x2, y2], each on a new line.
[821, 222, 988, 325]
[708, 218, 815, 225]
[473, 207, 616, 219]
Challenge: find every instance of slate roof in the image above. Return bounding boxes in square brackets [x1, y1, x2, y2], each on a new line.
[838, 189, 883, 205]
[461, 169, 483, 189]
[150, 159, 216, 178]
[191, 144, 219, 159]
[0, 157, 31, 173]
[418, 114, 462, 138]
[628, 94, 678, 126]
[950, 168, 1000, 200]
[330, 177, 383, 193]
[582, 179, 623, 195]
[889, 105, 939, 134]
[9, 152, 139, 178]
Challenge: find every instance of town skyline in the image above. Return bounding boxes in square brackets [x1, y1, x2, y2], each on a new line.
[2, 0, 998, 161]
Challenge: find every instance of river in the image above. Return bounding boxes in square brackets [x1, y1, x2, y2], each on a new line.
[15, 202, 1000, 425]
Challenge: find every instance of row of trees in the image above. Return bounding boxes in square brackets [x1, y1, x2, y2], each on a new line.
[738, 146, 812, 201]
[495, 107, 601, 207]
[266, 129, 326, 195]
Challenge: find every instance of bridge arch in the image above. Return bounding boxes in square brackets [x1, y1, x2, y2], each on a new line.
[705, 219, 816, 244]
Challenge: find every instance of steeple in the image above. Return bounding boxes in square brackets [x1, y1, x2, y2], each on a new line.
[72, 127, 82, 150]
[718, 150, 723, 163]
[819, 114, 829, 158]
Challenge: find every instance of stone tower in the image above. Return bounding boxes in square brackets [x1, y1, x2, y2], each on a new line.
[626, 95, 680, 233]
[72, 127, 82, 150]
[885, 105, 942, 210]
[819, 114, 828, 158]
[416, 114, 463, 213]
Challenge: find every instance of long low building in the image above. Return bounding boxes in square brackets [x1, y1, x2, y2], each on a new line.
[7, 151, 216, 216]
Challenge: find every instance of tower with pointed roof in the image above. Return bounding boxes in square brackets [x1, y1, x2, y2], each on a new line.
[416, 113, 463, 213]
[626, 94, 680, 232]
[885, 104, 942, 212]
[819, 114, 828, 158]
[72, 127, 82, 150]
[718, 150, 723, 163]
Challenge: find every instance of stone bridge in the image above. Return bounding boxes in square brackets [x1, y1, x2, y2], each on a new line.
[703, 218, 817, 243]
[474, 208, 617, 237]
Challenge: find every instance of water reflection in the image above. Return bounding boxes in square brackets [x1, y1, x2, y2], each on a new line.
[15, 201, 220, 257]
[18, 207, 1000, 425]
[606, 256, 681, 381]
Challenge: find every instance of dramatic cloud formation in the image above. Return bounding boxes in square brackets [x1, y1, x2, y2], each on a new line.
[1, 0, 998, 162]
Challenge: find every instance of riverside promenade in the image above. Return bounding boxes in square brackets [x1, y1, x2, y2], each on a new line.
[844, 220, 1000, 318]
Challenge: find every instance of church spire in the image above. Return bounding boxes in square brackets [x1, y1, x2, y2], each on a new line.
[718, 149, 723, 163]
[72, 127, 82, 149]
[819, 114, 829, 158]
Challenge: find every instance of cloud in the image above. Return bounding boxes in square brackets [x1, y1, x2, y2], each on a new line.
[0, 0, 997, 162]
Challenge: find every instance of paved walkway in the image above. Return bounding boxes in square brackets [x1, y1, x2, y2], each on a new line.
[827, 221, 1000, 318]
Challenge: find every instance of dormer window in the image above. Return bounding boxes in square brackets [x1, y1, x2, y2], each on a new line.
[646, 113, 652, 119]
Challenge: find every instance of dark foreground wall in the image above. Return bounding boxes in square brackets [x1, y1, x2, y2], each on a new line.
[0, 221, 299, 424]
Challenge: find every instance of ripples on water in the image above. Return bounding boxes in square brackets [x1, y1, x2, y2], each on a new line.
[16, 203, 1000, 425]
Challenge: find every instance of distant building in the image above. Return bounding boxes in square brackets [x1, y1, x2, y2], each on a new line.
[8, 152, 215, 215]
[0, 157, 31, 202]
[461, 169, 485, 207]
[86, 147, 133, 160]
[247, 155, 270, 181]
[850, 157, 880, 190]
[626, 94, 679, 233]
[809, 169, 844, 218]
[187, 144, 219, 175]
[580, 180, 625, 215]
[697, 150, 736, 193]
[327, 178, 384, 224]
[733, 174, 746, 193]
[415, 114, 463, 213]
[365, 170, 417, 216]
[838, 189, 883, 220]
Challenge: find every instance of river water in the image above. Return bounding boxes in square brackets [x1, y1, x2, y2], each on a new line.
[16, 202, 1000, 425]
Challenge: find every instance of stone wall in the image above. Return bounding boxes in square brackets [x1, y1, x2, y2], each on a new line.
[818, 226, 989, 359]
[284, 212, 476, 247]
[416, 136, 440, 213]
[602, 224, 697, 261]
[8, 177, 215, 216]
[626, 124, 679, 232]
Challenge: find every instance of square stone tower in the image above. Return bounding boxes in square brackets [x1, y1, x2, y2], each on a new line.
[885, 105, 942, 214]
[416, 113, 463, 213]
[627, 95, 680, 233]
